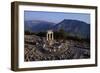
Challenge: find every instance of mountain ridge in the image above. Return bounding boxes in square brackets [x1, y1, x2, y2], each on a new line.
[24, 19, 90, 38]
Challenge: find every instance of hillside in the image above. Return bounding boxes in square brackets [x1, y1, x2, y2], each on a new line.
[24, 19, 90, 39]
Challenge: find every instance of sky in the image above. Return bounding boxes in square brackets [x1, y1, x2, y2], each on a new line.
[24, 11, 90, 24]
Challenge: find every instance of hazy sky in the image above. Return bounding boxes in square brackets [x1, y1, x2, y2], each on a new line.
[24, 11, 90, 24]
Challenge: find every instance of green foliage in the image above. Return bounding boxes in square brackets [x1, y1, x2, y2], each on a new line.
[25, 30, 36, 35]
[25, 31, 31, 35]
[54, 28, 90, 42]
[25, 29, 90, 42]
[54, 28, 67, 40]
[36, 32, 46, 37]
[59, 28, 66, 39]
[25, 30, 46, 37]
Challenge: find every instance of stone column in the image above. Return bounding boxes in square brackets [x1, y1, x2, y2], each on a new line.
[47, 30, 54, 41]
[52, 32, 54, 40]
[47, 33, 49, 41]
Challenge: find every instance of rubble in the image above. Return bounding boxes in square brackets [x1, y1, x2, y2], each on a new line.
[24, 35, 90, 61]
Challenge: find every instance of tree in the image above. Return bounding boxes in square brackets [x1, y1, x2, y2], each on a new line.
[59, 28, 66, 39]
[25, 31, 31, 35]
[36, 32, 46, 37]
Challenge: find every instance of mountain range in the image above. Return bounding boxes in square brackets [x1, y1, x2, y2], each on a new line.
[24, 19, 90, 38]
